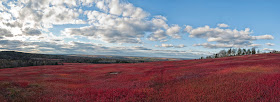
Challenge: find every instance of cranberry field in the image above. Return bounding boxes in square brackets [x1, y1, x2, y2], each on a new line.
[1, 53, 280, 101]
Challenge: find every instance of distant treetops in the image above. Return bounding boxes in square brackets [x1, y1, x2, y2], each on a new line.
[201, 48, 278, 59]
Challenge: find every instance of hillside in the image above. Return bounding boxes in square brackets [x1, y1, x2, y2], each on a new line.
[0, 51, 183, 68]
[0, 53, 280, 101]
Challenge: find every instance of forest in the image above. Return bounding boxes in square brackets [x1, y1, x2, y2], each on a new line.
[0, 51, 148, 69]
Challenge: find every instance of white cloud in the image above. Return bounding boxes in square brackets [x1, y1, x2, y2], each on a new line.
[62, 0, 182, 43]
[263, 48, 275, 51]
[1, 0, 184, 44]
[217, 23, 229, 28]
[0, 0, 85, 38]
[0, 1, 7, 11]
[185, 24, 274, 48]
[155, 44, 186, 48]
[249, 44, 261, 47]
[184, 25, 193, 32]
[255, 35, 274, 40]
[162, 44, 174, 48]
[0, 0, 276, 59]
[194, 43, 261, 49]
[266, 43, 275, 46]
[194, 43, 234, 49]
[95, 0, 149, 19]
[0, 39, 203, 58]
[176, 44, 186, 48]
[166, 25, 181, 39]
[148, 29, 168, 42]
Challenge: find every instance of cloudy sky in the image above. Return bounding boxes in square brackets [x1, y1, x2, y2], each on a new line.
[0, 0, 279, 59]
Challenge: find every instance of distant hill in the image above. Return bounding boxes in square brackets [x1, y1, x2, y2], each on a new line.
[71, 54, 186, 61]
[0, 51, 185, 68]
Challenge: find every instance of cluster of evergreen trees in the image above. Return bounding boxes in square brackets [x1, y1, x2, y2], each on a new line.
[202, 48, 260, 59]
[0, 59, 62, 68]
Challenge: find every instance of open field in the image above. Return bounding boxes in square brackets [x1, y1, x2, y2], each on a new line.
[1, 53, 280, 101]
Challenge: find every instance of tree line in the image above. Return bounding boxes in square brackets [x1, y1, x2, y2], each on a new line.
[0, 51, 147, 69]
[201, 48, 262, 59]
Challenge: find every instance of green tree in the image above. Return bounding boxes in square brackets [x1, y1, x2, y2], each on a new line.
[215, 54, 218, 58]
[242, 49, 247, 55]
[247, 49, 252, 55]
[252, 48, 256, 54]
[237, 48, 242, 55]
[227, 48, 232, 56]
[232, 49, 237, 56]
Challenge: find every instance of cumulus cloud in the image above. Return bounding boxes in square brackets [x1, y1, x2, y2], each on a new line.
[148, 29, 168, 42]
[166, 25, 181, 39]
[1, 0, 183, 45]
[62, 0, 182, 43]
[0, 0, 190, 58]
[155, 44, 186, 48]
[266, 43, 275, 46]
[217, 23, 229, 28]
[0, 0, 276, 59]
[0, 28, 13, 37]
[185, 25, 274, 48]
[0, 0, 85, 39]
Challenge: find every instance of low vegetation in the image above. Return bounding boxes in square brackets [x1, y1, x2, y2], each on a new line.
[1, 53, 280, 101]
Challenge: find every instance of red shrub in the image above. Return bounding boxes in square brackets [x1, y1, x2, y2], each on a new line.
[1, 53, 280, 101]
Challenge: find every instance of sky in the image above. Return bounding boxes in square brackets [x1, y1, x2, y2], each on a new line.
[0, 0, 279, 59]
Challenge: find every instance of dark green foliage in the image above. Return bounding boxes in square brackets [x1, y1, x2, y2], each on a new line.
[237, 48, 242, 56]
[202, 48, 264, 59]
[0, 51, 150, 69]
[242, 49, 247, 55]
[252, 48, 256, 54]
[227, 48, 232, 56]
[247, 49, 252, 55]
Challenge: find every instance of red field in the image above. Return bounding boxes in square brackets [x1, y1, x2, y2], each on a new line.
[1, 53, 280, 101]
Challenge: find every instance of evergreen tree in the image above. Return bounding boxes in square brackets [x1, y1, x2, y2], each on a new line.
[237, 48, 242, 55]
[242, 49, 247, 55]
[227, 48, 232, 56]
[215, 54, 218, 58]
[247, 49, 252, 55]
[252, 48, 256, 54]
[257, 50, 260, 54]
[232, 49, 237, 56]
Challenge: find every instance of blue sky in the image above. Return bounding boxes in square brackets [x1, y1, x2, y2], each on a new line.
[129, 0, 280, 48]
[0, 0, 278, 58]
